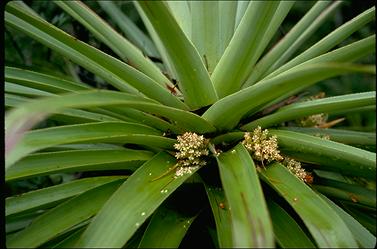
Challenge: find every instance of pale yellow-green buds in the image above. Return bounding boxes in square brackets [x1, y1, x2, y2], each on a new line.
[173, 132, 209, 177]
[242, 126, 283, 166]
[297, 92, 328, 127]
[283, 157, 313, 183]
[299, 113, 328, 127]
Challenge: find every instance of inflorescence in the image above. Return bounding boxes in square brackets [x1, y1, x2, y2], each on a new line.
[242, 126, 312, 183]
[172, 129, 312, 184]
[282, 157, 313, 184]
[299, 113, 328, 127]
[242, 126, 283, 166]
[173, 132, 209, 178]
[297, 92, 328, 127]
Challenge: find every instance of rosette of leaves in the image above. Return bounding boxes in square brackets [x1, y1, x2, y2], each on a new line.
[5, 1, 376, 248]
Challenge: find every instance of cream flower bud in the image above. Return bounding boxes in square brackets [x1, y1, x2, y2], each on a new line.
[173, 132, 209, 178]
[283, 157, 312, 183]
[242, 126, 283, 166]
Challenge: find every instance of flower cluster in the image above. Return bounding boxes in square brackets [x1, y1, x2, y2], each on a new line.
[314, 133, 331, 140]
[283, 157, 312, 183]
[297, 92, 328, 127]
[242, 126, 283, 166]
[173, 132, 209, 177]
[309, 92, 326, 100]
[299, 113, 328, 127]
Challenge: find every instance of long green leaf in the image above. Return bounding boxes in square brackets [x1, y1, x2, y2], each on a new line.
[5, 90, 214, 134]
[97, 1, 160, 58]
[313, 183, 376, 208]
[211, 1, 280, 98]
[6, 149, 153, 181]
[133, 2, 177, 82]
[136, 1, 218, 110]
[5, 91, 215, 162]
[56, 1, 176, 92]
[234, 1, 249, 30]
[313, 170, 365, 185]
[227, 0, 295, 89]
[6, 176, 125, 217]
[5, 93, 125, 124]
[6, 178, 125, 248]
[98, 105, 174, 130]
[138, 204, 197, 248]
[267, 200, 316, 248]
[5, 66, 90, 93]
[54, 226, 86, 248]
[211, 131, 244, 145]
[5, 68, 147, 124]
[254, 1, 295, 61]
[343, 204, 377, 235]
[202, 63, 375, 131]
[217, 143, 274, 247]
[218, 1, 237, 56]
[191, 1, 220, 74]
[291, 34, 375, 67]
[5, 82, 55, 97]
[37, 143, 125, 152]
[166, 1, 191, 39]
[39, 219, 92, 248]
[6, 211, 44, 234]
[269, 130, 376, 178]
[278, 127, 376, 146]
[75, 152, 201, 247]
[5, 68, 179, 130]
[5, 3, 187, 110]
[260, 163, 358, 248]
[203, 183, 233, 248]
[244, 1, 340, 86]
[6, 121, 175, 169]
[242, 91, 376, 130]
[240, 38, 375, 118]
[320, 194, 376, 248]
[264, 6, 375, 80]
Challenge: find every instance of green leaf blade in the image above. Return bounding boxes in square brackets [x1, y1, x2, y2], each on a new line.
[269, 130, 376, 178]
[203, 63, 375, 131]
[5, 91, 215, 168]
[56, 1, 174, 92]
[267, 200, 316, 248]
[138, 204, 196, 248]
[166, 1, 192, 39]
[260, 163, 358, 248]
[264, 6, 375, 81]
[203, 181, 233, 248]
[5, 3, 187, 110]
[242, 91, 376, 130]
[76, 152, 201, 248]
[6, 178, 125, 248]
[5, 66, 91, 93]
[244, 1, 339, 86]
[217, 143, 274, 247]
[212, 1, 280, 98]
[6, 149, 153, 181]
[6, 121, 175, 169]
[320, 194, 376, 248]
[191, 1, 220, 74]
[6, 176, 125, 217]
[136, 1, 218, 109]
[278, 127, 376, 147]
[97, 1, 160, 58]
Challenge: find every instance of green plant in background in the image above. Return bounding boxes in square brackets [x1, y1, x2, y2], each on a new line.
[4, 1, 376, 248]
